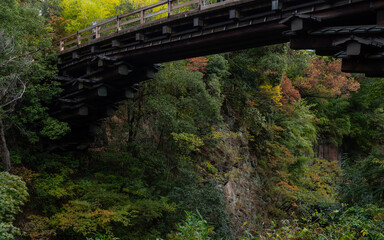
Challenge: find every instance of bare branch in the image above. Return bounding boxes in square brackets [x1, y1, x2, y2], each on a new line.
[0, 49, 40, 69]
[0, 80, 26, 109]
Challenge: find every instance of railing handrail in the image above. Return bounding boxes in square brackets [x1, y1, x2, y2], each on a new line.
[59, 0, 226, 51]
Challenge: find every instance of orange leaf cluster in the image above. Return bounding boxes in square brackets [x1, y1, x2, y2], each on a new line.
[186, 57, 209, 74]
[281, 75, 301, 105]
[48, 13, 71, 41]
[295, 58, 360, 98]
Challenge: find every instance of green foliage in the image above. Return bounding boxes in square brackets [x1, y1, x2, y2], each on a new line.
[339, 147, 384, 206]
[168, 211, 215, 240]
[86, 232, 119, 240]
[264, 205, 384, 240]
[0, 172, 29, 239]
[348, 77, 384, 152]
[1, 7, 381, 237]
[0, 0, 68, 147]
[172, 132, 204, 152]
[148, 61, 223, 136]
[50, 200, 116, 236]
[314, 98, 352, 145]
[168, 171, 232, 239]
[0, 222, 20, 240]
[59, 0, 131, 33]
[23, 215, 57, 240]
[278, 100, 317, 156]
[34, 166, 78, 199]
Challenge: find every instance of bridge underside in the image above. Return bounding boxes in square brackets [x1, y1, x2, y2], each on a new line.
[52, 0, 384, 149]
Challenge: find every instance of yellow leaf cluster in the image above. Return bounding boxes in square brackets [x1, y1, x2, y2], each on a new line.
[259, 84, 283, 106]
[60, 0, 125, 33]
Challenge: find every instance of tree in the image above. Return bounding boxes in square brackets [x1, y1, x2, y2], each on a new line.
[295, 57, 360, 98]
[0, 0, 69, 171]
[281, 74, 300, 105]
[59, 0, 131, 33]
[0, 32, 33, 171]
[0, 172, 29, 239]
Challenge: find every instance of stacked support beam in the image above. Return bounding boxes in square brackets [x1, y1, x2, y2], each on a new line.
[50, 56, 160, 150]
[53, 0, 384, 149]
[283, 11, 384, 77]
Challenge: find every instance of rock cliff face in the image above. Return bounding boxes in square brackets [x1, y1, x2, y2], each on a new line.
[223, 168, 265, 237]
[204, 129, 268, 238]
[314, 140, 341, 162]
[219, 137, 342, 238]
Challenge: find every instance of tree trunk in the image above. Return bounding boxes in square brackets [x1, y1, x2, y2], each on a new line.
[0, 117, 11, 172]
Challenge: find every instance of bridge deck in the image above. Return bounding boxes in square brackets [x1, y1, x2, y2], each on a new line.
[59, 0, 382, 71]
[53, 0, 384, 149]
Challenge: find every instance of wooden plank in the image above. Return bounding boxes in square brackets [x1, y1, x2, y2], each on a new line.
[64, 39, 78, 47]
[60, 32, 77, 41]
[120, 17, 141, 26]
[118, 0, 168, 20]
[100, 24, 118, 34]
[119, 10, 140, 19]
[77, 18, 116, 35]
[137, 0, 168, 12]
[80, 33, 93, 40]
[145, 8, 168, 19]
[172, 0, 198, 10]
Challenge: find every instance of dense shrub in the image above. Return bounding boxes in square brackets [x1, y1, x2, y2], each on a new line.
[0, 172, 29, 239]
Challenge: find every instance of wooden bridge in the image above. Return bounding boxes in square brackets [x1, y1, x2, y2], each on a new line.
[53, 0, 384, 149]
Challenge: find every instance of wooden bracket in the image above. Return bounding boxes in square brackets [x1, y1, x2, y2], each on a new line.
[271, 0, 282, 11]
[72, 52, 80, 59]
[112, 39, 121, 47]
[118, 65, 132, 76]
[97, 86, 108, 97]
[229, 9, 240, 20]
[91, 46, 98, 53]
[193, 17, 204, 28]
[334, 35, 383, 56]
[136, 33, 145, 42]
[125, 89, 135, 99]
[162, 25, 172, 35]
[78, 106, 89, 116]
[280, 14, 321, 32]
[378, 10, 384, 26]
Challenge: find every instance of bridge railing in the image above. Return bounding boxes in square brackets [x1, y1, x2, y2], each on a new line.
[59, 0, 228, 51]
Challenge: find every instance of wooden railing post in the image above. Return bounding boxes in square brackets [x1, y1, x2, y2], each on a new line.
[140, 10, 145, 24]
[168, 0, 172, 16]
[272, 0, 281, 11]
[117, 16, 121, 32]
[59, 40, 64, 51]
[77, 32, 81, 45]
[96, 27, 100, 39]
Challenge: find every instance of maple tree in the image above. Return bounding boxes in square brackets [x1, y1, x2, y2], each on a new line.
[295, 58, 360, 98]
[186, 57, 209, 74]
[281, 74, 301, 105]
